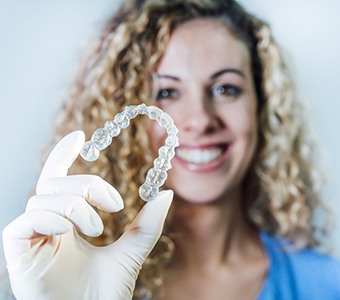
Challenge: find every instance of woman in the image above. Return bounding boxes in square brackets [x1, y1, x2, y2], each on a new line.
[3, 0, 340, 299]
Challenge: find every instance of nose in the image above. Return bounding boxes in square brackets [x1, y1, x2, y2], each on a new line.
[180, 95, 221, 134]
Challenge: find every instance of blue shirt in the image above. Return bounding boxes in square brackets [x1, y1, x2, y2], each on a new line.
[258, 231, 340, 299]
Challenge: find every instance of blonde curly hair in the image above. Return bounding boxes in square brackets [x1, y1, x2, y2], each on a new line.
[49, 0, 327, 298]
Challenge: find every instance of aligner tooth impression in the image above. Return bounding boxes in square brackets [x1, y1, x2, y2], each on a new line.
[80, 104, 179, 201]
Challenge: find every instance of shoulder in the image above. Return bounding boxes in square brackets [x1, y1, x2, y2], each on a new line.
[288, 245, 340, 287]
[262, 231, 340, 269]
[260, 231, 340, 299]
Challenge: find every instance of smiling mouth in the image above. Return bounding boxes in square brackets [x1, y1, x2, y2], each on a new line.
[175, 144, 228, 164]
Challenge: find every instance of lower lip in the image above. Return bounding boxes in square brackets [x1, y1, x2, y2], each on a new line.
[174, 146, 231, 173]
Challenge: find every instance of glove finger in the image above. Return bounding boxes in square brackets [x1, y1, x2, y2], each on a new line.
[112, 190, 173, 267]
[26, 194, 104, 237]
[38, 174, 124, 213]
[36, 131, 85, 194]
[2, 210, 73, 262]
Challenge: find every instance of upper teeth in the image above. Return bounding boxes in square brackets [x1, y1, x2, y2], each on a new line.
[176, 147, 223, 164]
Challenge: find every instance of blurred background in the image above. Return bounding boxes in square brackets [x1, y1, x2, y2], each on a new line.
[0, 0, 339, 271]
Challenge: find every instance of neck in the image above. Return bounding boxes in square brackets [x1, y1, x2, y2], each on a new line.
[167, 189, 260, 272]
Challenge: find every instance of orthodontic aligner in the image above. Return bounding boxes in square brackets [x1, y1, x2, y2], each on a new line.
[80, 104, 179, 202]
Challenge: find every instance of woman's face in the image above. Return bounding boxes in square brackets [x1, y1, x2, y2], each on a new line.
[149, 19, 258, 204]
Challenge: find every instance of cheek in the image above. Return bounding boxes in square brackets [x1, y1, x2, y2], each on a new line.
[240, 110, 258, 159]
[227, 104, 257, 135]
[242, 113, 257, 141]
[225, 103, 258, 158]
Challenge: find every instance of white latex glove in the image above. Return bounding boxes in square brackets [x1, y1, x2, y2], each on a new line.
[2, 130, 173, 300]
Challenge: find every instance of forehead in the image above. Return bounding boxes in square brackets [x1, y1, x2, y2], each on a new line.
[157, 18, 251, 78]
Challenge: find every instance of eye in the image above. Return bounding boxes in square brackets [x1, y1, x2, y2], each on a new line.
[156, 88, 179, 101]
[211, 84, 242, 97]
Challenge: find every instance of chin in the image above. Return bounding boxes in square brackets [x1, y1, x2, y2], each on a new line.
[172, 187, 229, 205]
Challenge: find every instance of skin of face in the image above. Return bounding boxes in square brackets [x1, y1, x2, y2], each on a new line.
[149, 18, 258, 204]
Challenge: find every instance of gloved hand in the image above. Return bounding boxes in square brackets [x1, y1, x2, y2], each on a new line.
[2, 130, 173, 300]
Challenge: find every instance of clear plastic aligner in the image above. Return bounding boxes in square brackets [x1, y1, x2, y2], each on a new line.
[80, 104, 179, 201]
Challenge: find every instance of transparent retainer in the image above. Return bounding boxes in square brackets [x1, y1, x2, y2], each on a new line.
[80, 104, 179, 201]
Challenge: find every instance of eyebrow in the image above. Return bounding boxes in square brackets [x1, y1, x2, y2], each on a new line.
[157, 74, 180, 81]
[157, 68, 245, 82]
[211, 68, 245, 79]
